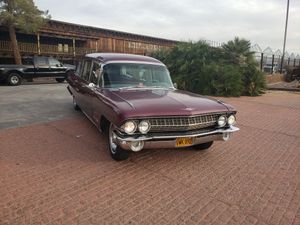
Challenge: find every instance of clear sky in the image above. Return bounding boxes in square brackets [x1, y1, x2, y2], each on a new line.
[34, 0, 299, 55]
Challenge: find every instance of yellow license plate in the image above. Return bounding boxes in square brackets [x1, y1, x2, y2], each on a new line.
[175, 137, 194, 147]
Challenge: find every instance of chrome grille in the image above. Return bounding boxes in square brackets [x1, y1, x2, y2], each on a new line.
[148, 114, 220, 132]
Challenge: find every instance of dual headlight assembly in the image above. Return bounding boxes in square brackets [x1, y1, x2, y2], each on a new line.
[218, 115, 236, 127]
[122, 120, 150, 134]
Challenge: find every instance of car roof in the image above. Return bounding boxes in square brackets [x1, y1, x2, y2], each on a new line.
[85, 53, 165, 65]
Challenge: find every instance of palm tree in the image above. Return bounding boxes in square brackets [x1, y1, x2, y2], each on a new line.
[222, 37, 254, 66]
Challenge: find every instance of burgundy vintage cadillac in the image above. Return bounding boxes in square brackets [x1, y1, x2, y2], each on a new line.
[67, 53, 239, 161]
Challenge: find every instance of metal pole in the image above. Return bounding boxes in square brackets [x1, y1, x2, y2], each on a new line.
[260, 53, 264, 71]
[271, 55, 275, 74]
[73, 38, 76, 57]
[280, 0, 290, 73]
[37, 33, 40, 55]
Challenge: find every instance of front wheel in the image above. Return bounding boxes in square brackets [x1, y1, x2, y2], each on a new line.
[108, 123, 129, 161]
[55, 78, 66, 83]
[7, 73, 22, 86]
[191, 141, 214, 151]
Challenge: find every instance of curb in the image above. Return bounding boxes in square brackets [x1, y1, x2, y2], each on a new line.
[267, 87, 300, 92]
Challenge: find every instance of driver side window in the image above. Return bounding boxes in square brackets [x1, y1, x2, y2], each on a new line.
[89, 61, 101, 86]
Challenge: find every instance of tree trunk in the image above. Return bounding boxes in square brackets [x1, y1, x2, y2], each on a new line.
[8, 25, 22, 65]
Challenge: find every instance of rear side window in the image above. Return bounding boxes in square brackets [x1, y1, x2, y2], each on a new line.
[81, 60, 92, 81]
[75, 62, 82, 76]
[23, 58, 33, 65]
[36, 57, 48, 66]
[49, 58, 61, 67]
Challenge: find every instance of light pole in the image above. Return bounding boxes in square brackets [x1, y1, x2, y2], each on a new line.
[280, 0, 290, 73]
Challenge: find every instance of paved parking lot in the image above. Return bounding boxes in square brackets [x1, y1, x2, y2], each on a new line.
[0, 82, 79, 130]
[0, 84, 300, 225]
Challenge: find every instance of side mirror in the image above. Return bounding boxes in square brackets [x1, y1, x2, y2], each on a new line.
[173, 83, 178, 89]
[88, 83, 96, 88]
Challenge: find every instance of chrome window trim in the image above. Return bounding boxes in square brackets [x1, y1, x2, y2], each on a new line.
[103, 60, 165, 66]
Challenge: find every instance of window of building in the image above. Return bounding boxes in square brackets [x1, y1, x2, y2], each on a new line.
[63, 44, 69, 53]
[58, 44, 63, 52]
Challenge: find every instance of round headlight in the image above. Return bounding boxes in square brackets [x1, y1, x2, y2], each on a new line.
[138, 121, 151, 134]
[123, 121, 136, 134]
[227, 115, 236, 125]
[218, 116, 227, 127]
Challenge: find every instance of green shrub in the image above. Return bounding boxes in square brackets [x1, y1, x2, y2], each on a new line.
[207, 64, 243, 96]
[241, 65, 266, 96]
[151, 38, 265, 97]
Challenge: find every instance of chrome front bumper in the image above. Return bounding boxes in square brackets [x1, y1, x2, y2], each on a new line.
[115, 126, 239, 151]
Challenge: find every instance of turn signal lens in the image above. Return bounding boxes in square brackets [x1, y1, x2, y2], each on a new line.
[130, 141, 144, 152]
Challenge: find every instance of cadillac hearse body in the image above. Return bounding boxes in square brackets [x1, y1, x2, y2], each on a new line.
[67, 53, 239, 161]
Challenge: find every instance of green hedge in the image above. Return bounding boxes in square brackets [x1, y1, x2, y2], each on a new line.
[151, 38, 265, 97]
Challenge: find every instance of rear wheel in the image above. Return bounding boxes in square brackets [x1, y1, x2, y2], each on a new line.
[7, 73, 22, 86]
[191, 141, 214, 151]
[108, 123, 129, 161]
[55, 78, 65, 83]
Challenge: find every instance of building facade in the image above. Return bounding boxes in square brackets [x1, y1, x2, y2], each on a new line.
[0, 20, 177, 64]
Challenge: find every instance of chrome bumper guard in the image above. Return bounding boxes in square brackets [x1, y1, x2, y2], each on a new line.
[115, 126, 239, 151]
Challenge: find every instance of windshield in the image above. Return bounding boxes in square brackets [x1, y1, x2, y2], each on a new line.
[102, 63, 174, 89]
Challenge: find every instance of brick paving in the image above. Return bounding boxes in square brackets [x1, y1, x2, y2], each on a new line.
[0, 90, 300, 225]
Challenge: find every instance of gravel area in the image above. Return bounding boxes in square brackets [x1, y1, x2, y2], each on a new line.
[267, 80, 300, 91]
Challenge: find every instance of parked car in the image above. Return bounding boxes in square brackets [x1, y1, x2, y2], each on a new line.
[0, 56, 75, 86]
[263, 63, 279, 74]
[67, 53, 239, 161]
[285, 67, 300, 82]
[291, 67, 300, 81]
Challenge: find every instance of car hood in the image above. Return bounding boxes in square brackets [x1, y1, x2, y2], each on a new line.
[102, 88, 232, 120]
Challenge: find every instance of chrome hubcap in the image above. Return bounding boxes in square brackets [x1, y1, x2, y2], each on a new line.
[11, 75, 19, 84]
[109, 125, 117, 154]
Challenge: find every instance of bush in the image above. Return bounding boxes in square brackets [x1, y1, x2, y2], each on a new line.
[204, 64, 243, 96]
[151, 38, 266, 97]
[241, 65, 266, 96]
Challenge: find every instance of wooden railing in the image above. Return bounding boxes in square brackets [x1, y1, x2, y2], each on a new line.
[0, 40, 96, 56]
